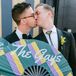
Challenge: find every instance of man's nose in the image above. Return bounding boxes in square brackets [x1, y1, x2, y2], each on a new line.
[34, 15, 37, 20]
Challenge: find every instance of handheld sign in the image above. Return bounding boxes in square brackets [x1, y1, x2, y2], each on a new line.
[0, 39, 73, 76]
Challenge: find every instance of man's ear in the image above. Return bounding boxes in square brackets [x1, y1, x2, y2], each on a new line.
[20, 19, 26, 25]
[48, 11, 53, 17]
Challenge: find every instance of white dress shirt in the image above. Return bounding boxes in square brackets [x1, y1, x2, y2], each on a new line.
[43, 26, 58, 49]
[15, 28, 23, 39]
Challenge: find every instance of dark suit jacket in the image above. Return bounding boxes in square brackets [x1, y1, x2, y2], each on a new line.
[4, 31, 20, 43]
[34, 29, 76, 75]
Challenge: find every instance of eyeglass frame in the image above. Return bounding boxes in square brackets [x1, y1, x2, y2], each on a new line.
[20, 13, 35, 20]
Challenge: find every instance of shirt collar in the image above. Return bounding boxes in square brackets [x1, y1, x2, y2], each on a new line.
[16, 28, 23, 39]
[16, 28, 30, 39]
[43, 26, 56, 34]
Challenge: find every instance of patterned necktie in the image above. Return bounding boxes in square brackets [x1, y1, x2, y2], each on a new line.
[46, 31, 53, 45]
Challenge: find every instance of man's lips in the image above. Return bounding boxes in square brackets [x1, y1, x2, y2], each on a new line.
[35, 20, 38, 23]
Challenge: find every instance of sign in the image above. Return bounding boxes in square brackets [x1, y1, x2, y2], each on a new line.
[0, 39, 73, 76]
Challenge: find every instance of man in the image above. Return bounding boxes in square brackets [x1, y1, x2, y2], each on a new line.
[4, 2, 36, 43]
[34, 3, 76, 75]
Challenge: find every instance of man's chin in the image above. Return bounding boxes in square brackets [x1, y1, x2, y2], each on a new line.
[35, 23, 40, 26]
[32, 24, 38, 28]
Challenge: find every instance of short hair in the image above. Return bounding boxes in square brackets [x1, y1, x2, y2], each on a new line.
[12, 2, 31, 25]
[35, 3, 54, 15]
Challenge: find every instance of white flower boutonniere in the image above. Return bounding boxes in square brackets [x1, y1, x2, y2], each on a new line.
[61, 36, 66, 45]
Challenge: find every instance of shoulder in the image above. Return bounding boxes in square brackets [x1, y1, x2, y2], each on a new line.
[4, 30, 20, 43]
[58, 29, 73, 36]
[58, 29, 74, 40]
[4, 31, 19, 43]
[34, 31, 44, 38]
[63, 31, 73, 38]
[4, 31, 16, 39]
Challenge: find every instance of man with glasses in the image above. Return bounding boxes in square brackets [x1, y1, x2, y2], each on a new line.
[4, 2, 36, 43]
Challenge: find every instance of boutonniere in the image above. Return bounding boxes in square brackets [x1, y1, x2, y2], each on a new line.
[61, 36, 66, 45]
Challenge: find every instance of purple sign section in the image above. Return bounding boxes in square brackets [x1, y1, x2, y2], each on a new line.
[5, 53, 20, 75]
[50, 45, 59, 55]
[27, 44, 41, 65]
[47, 61, 59, 76]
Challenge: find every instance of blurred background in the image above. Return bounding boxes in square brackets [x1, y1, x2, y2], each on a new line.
[0, 0, 76, 41]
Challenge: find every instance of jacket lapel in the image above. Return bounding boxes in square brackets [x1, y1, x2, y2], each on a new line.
[34, 31, 48, 43]
[39, 31, 48, 43]
[57, 29, 64, 51]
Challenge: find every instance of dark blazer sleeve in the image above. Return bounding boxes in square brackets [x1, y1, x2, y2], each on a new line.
[62, 31, 76, 75]
[68, 33, 76, 75]
[69, 33, 76, 64]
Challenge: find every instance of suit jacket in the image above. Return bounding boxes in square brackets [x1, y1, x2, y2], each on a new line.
[34, 29, 76, 75]
[4, 31, 20, 43]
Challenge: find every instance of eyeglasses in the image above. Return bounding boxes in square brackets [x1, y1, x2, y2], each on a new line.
[20, 13, 35, 19]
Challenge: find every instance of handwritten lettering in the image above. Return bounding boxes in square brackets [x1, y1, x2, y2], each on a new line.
[12, 44, 62, 65]
[34, 49, 62, 65]
[13, 44, 32, 58]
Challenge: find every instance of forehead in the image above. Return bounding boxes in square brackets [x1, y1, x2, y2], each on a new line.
[35, 6, 45, 12]
[25, 7, 34, 14]
[22, 7, 33, 15]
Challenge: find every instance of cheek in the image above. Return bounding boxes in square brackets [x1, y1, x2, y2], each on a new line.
[37, 16, 43, 22]
[39, 16, 46, 23]
[43, 15, 47, 19]
[39, 14, 46, 20]
[30, 19, 35, 24]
